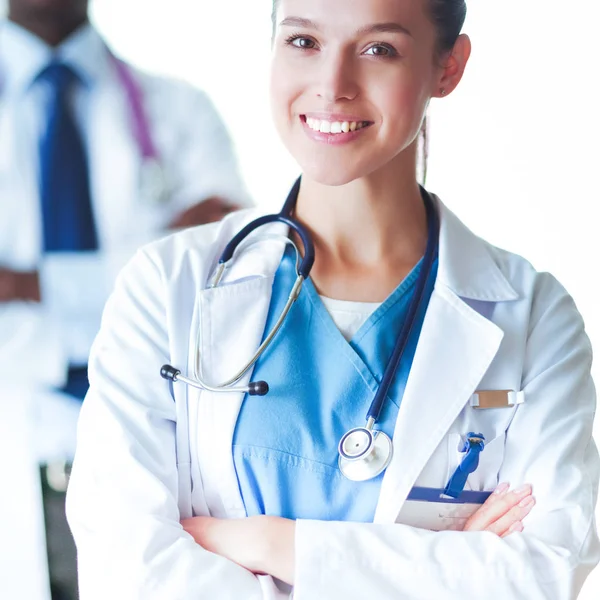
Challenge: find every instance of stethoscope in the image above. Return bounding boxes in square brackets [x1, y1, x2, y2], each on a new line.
[0, 40, 166, 205]
[161, 178, 440, 482]
[108, 54, 167, 206]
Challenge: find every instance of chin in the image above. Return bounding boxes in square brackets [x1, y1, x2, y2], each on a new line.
[298, 152, 386, 187]
[289, 147, 362, 186]
[302, 168, 359, 187]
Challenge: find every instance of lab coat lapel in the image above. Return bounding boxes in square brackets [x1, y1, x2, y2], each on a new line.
[192, 221, 289, 519]
[374, 201, 519, 523]
[0, 97, 41, 266]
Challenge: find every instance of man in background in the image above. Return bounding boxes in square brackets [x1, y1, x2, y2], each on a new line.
[0, 0, 250, 597]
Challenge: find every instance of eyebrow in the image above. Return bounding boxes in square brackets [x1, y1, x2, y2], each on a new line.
[279, 17, 413, 38]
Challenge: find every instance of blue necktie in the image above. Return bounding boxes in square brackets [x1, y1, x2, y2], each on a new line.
[38, 62, 97, 400]
[38, 62, 98, 252]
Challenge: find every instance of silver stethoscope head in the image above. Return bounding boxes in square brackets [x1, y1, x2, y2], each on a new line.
[337, 418, 394, 482]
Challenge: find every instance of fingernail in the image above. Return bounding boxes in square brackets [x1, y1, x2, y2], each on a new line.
[494, 482, 510, 495]
[519, 496, 536, 509]
[513, 484, 532, 495]
[509, 521, 524, 533]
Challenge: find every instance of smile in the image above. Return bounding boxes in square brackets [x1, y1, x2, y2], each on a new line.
[304, 116, 371, 134]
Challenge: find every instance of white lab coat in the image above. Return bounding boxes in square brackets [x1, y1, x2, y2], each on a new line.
[67, 199, 600, 599]
[0, 22, 249, 462]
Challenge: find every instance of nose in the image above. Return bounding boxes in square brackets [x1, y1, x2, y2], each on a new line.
[316, 49, 359, 103]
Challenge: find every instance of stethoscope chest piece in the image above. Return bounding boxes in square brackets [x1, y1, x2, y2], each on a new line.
[338, 427, 393, 482]
[140, 158, 168, 205]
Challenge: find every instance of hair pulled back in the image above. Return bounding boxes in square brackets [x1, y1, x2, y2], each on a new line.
[271, 0, 467, 54]
[429, 0, 467, 53]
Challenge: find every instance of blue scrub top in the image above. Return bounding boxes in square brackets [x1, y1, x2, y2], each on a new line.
[233, 248, 438, 523]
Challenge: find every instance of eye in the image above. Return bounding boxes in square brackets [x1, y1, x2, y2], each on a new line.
[286, 35, 317, 50]
[364, 43, 398, 58]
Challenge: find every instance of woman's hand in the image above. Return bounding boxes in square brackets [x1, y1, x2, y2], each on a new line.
[462, 482, 536, 537]
[182, 484, 533, 584]
[181, 515, 296, 585]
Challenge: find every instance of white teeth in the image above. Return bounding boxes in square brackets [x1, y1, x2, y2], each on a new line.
[305, 117, 366, 134]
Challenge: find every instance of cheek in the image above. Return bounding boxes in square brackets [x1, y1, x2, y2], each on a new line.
[376, 76, 430, 144]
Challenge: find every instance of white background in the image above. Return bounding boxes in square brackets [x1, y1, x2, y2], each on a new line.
[1, 0, 599, 597]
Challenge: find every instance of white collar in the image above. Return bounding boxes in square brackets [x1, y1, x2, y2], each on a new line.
[0, 20, 110, 95]
[436, 198, 518, 302]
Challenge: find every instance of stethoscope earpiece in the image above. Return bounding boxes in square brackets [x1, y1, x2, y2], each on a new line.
[160, 364, 268, 397]
[248, 381, 269, 396]
[160, 364, 180, 382]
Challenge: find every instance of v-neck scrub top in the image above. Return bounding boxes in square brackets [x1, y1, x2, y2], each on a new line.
[232, 248, 438, 523]
[320, 296, 382, 341]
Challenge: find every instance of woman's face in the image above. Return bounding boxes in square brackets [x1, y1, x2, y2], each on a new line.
[270, 0, 444, 186]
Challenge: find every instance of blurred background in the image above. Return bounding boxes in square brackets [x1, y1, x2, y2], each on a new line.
[0, 0, 598, 598]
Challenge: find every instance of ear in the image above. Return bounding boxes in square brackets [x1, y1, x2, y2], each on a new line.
[433, 34, 472, 98]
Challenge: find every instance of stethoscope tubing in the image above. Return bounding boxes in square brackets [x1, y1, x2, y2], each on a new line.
[197, 274, 304, 390]
[219, 179, 315, 279]
[364, 190, 439, 424]
[108, 53, 159, 162]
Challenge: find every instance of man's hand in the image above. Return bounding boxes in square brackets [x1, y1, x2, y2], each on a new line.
[462, 482, 536, 537]
[169, 197, 241, 229]
[0, 268, 41, 302]
[181, 515, 296, 585]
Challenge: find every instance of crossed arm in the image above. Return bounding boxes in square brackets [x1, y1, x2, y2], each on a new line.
[182, 482, 535, 585]
[0, 197, 238, 304]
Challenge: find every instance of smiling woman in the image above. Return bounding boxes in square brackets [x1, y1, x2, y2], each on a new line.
[269, 0, 471, 194]
[66, 0, 599, 599]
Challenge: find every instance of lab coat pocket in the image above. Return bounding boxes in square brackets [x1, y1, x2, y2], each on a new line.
[395, 432, 507, 531]
[396, 493, 484, 532]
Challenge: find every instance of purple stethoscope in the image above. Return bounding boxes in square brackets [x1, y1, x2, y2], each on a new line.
[0, 46, 166, 204]
[108, 53, 167, 205]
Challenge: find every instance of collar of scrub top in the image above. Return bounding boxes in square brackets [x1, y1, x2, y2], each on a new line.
[0, 19, 160, 165]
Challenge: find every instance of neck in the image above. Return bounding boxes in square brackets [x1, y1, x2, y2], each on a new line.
[296, 154, 426, 266]
[8, 6, 88, 47]
[293, 146, 429, 301]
